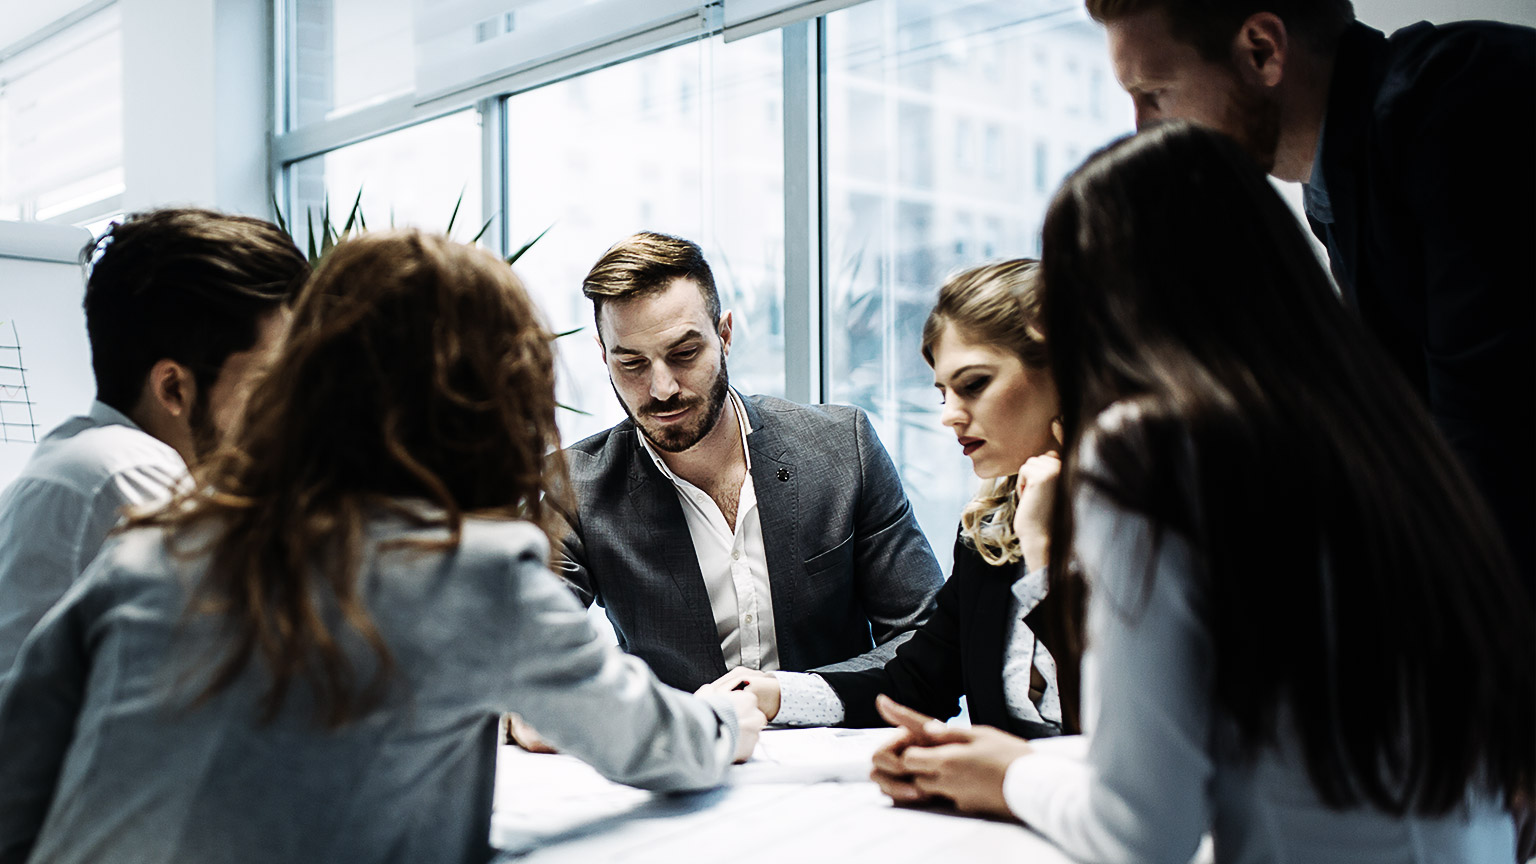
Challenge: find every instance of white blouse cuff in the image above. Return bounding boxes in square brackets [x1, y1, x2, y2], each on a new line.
[773, 671, 846, 726]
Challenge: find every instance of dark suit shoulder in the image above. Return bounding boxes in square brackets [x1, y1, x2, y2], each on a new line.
[563, 421, 641, 486]
[1372, 20, 1535, 118]
[948, 533, 1021, 587]
[744, 394, 866, 433]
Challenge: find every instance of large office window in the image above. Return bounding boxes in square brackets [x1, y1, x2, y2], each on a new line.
[0, 6, 123, 224]
[273, 0, 1135, 564]
[286, 110, 482, 243]
[287, 0, 414, 129]
[824, 0, 1131, 568]
[504, 30, 785, 446]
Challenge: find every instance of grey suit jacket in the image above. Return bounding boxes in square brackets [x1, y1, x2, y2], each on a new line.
[0, 515, 739, 864]
[559, 393, 943, 692]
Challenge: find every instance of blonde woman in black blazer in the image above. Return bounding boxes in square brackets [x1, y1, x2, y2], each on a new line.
[710, 260, 1079, 737]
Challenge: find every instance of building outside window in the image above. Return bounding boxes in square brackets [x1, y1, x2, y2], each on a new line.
[274, 0, 1132, 566]
[825, 0, 1129, 569]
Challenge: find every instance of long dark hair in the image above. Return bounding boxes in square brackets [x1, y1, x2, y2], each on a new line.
[1040, 122, 1532, 814]
[132, 229, 570, 728]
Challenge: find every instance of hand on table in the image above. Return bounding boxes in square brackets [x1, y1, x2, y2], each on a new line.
[1013, 450, 1060, 570]
[503, 712, 559, 754]
[871, 694, 1032, 820]
[723, 689, 767, 762]
[700, 666, 781, 721]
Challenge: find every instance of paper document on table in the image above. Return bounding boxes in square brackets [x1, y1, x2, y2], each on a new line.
[730, 727, 896, 784]
[492, 747, 654, 855]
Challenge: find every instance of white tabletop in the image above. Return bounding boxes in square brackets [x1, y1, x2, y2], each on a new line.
[491, 727, 1079, 863]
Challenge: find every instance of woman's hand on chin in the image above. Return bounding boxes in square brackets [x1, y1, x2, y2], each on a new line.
[1013, 451, 1060, 569]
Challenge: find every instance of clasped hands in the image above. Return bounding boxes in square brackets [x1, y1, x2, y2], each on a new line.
[867, 694, 1032, 820]
[700, 669, 1032, 820]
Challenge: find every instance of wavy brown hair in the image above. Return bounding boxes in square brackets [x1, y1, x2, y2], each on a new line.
[920, 259, 1049, 566]
[132, 229, 569, 728]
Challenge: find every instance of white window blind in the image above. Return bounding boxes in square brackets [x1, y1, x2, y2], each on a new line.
[0, 6, 123, 223]
[413, 0, 718, 109]
[722, 0, 864, 41]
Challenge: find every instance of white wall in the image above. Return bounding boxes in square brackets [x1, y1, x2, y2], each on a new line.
[121, 0, 271, 216]
[1354, 0, 1536, 31]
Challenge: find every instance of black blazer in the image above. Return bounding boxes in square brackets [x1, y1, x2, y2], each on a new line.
[558, 394, 944, 693]
[818, 532, 1081, 738]
[1308, 20, 1535, 587]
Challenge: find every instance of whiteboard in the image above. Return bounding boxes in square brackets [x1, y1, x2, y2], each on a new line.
[0, 221, 96, 490]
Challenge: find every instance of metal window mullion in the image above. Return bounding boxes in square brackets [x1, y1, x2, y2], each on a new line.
[478, 96, 506, 258]
[271, 0, 294, 221]
[781, 17, 825, 405]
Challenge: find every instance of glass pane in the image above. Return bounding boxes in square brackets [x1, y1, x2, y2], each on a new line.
[504, 31, 785, 446]
[825, 0, 1133, 571]
[286, 110, 482, 248]
[0, 7, 123, 223]
[289, 0, 414, 128]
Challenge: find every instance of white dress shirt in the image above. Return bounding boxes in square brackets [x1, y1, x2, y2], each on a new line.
[0, 401, 186, 678]
[638, 389, 780, 671]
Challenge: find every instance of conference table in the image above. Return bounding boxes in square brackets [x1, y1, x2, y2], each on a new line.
[489, 726, 1080, 863]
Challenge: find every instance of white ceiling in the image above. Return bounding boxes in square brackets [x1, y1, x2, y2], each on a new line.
[0, 0, 101, 56]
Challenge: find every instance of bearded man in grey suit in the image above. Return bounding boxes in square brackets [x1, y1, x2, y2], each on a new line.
[558, 231, 942, 709]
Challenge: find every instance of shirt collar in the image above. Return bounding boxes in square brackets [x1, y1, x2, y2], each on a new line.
[87, 399, 143, 431]
[637, 388, 754, 482]
[1012, 564, 1051, 615]
[1302, 114, 1333, 224]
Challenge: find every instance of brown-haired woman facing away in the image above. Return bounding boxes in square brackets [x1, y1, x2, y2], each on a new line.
[0, 230, 764, 864]
[707, 259, 1081, 741]
[868, 123, 1531, 863]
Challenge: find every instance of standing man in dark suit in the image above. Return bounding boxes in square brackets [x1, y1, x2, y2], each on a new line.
[1087, 0, 1534, 592]
[558, 231, 943, 700]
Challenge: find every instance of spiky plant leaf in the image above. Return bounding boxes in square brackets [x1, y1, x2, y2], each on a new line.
[271, 194, 290, 237]
[507, 224, 553, 265]
[469, 215, 495, 245]
[445, 187, 465, 237]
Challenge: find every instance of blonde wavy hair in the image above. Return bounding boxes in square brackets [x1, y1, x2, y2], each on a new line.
[920, 259, 1048, 566]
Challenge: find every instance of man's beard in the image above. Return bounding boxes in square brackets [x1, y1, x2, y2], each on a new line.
[1224, 74, 1282, 174]
[621, 363, 731, 454]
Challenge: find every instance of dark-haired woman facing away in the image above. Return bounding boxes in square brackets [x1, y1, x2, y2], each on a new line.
[870, 123, 1532, 863]
[0, 230, 764, 864]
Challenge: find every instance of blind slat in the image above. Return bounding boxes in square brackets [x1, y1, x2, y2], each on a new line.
[413, 0, 708, 108]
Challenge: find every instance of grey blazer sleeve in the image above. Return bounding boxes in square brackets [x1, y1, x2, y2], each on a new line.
[809, 409, 942, 676]
[491, 533, 735, 791]
[1002, 478, 1213, 863]
[0, 563, 100, 864]
[552, 526, 596, 609]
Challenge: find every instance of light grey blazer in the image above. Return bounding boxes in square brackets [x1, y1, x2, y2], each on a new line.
[560, 394, 944, 692]
[0, 514, 739, 864]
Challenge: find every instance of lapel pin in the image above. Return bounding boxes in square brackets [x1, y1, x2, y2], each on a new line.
[777, 468, 792, 482]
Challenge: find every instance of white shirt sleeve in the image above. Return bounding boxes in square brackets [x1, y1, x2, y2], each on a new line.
[1001, 484, 1214, 864]
[773, 671, 845, 726]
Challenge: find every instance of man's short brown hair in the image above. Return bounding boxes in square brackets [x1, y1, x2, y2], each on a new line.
[1085, 0, 1355, 60]
[581, 232, 721, 336]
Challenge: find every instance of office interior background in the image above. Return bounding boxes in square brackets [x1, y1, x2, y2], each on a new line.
[2, 0, 1533, 572]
